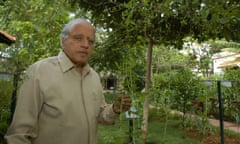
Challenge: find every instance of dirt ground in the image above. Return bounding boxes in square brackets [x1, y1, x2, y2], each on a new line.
[202, 118, 240, 144]
[180, 110, 240, 144]
[186, 128, 240, 144]
[201, 135, 240, 144]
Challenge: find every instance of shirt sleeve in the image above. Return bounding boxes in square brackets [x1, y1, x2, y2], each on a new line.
[5, 65, 43, 144]
[97, 85, 118, 125]
[98, 102, 119, 125]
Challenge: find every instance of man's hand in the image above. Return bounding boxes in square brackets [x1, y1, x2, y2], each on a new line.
[113, 95, 132, 114]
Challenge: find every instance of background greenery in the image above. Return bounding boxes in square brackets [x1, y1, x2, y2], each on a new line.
[0, 80, 13, 144]
[0, 0, 240, 143]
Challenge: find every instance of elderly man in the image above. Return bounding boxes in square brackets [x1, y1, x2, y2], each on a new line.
[5, 18, 131, 144]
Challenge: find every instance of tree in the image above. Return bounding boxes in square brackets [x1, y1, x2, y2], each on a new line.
[0, 0, 71, 73]
[2, 0, 239, 142]
[75, 0, 240, 142]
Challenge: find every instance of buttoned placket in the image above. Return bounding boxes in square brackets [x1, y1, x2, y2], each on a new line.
[79, 72, 91, 144]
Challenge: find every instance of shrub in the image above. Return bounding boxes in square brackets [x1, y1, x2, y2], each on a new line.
[0, 80, 13, 144]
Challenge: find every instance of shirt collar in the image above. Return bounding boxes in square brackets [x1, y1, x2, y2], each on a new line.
[58, 51, 91, 75]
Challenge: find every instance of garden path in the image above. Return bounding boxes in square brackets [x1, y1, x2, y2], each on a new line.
[208, 118, 240, 133]
[149, 105, 240, 133]
[169, 110, 240, 133]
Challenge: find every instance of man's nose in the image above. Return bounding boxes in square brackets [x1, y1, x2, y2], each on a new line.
[81, 38, 89, 48]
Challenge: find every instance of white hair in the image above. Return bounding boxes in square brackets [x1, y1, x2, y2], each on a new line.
[60, 18, 95, 49]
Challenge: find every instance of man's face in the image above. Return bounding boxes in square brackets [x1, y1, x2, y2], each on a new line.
[62, 23, 95, 65]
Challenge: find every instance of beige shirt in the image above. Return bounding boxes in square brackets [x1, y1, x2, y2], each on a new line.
[5, 51, 117, 144]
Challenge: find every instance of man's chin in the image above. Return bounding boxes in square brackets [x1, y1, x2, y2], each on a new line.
[75, 61, 87, 67]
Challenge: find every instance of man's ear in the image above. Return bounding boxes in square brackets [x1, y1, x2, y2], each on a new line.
[61, 38, 65, 45]
[61, 38, 66, 49]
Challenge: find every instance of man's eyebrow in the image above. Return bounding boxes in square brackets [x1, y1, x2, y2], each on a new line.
[71, 34, 83, 37]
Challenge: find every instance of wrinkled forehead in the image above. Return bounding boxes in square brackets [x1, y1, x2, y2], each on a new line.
[67, 23, 96, 41]
[69, 21, 95, 33]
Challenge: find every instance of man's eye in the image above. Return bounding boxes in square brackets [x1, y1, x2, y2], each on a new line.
[88, 39, 95, 44]
[74, 36, 82, 41]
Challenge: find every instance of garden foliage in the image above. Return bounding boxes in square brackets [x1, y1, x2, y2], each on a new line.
[0, 80, 13, 144]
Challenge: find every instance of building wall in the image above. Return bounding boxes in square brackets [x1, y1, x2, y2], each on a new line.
[212, 52, 240, 74]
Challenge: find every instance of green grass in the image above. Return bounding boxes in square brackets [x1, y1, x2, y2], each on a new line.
[98, 118, 133, 144]
[98, 114, 202, 144]
[147, 119, 200, 144]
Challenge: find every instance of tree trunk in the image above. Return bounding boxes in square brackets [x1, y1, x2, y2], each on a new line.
[142, 38, 153, 144]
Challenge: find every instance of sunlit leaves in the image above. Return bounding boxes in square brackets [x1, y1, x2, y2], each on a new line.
[0, 0, 70, 73]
